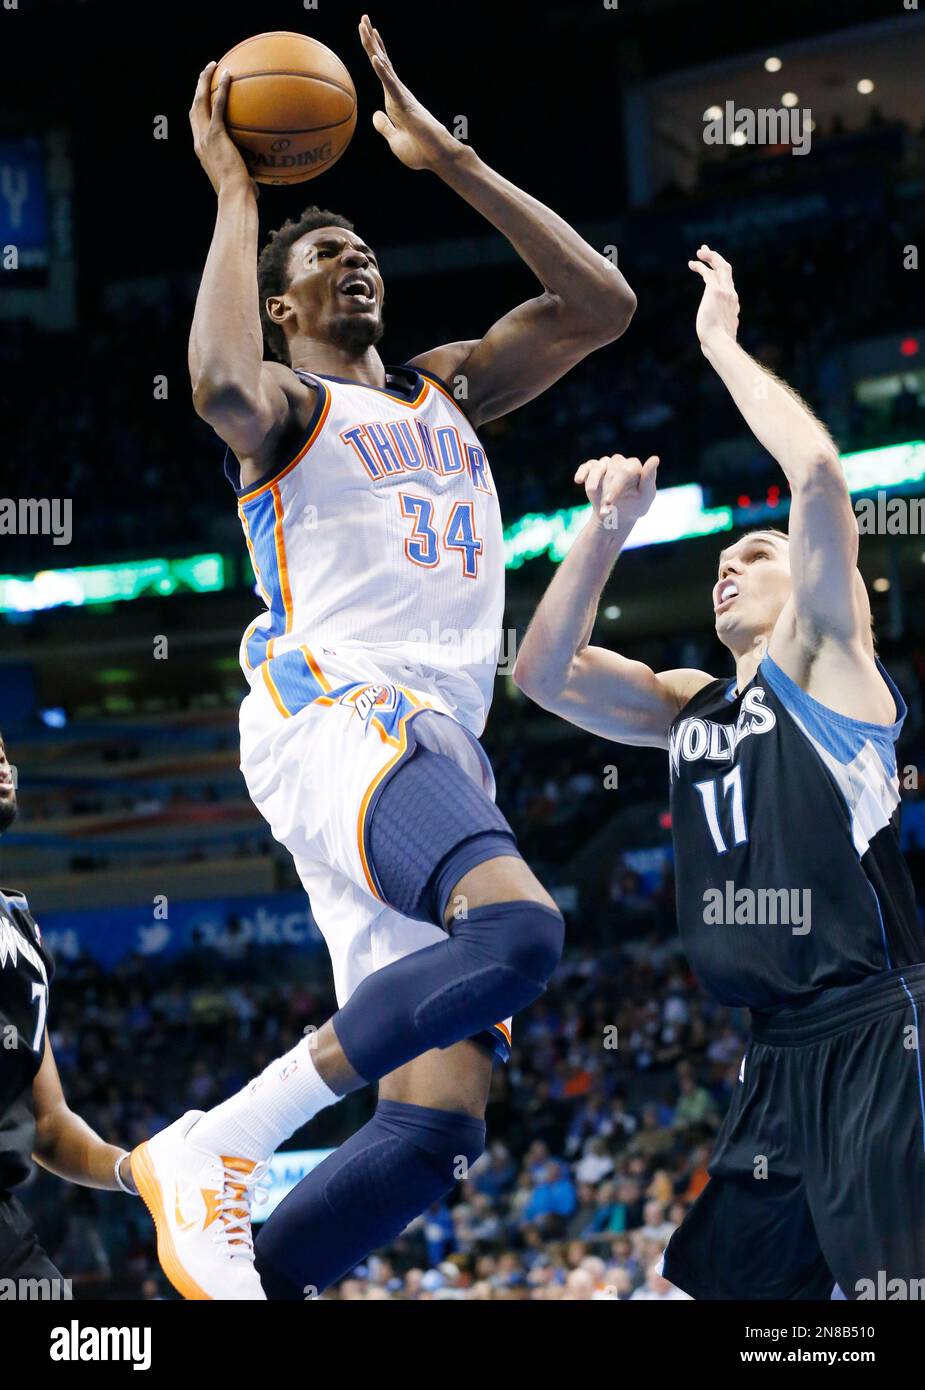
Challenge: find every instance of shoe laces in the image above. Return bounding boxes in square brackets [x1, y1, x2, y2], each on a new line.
[212, 1157, 271, 1261]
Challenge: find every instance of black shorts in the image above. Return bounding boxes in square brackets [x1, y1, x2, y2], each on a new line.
[0, 1191, 70, 1299]
[663, 963, 925, 1301]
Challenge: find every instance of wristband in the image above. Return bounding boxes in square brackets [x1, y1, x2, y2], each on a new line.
[114, 1151, 136, 1195]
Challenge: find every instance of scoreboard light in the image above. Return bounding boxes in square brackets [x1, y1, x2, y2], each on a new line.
[642, 439, 923, 558]
[503, 484, 733, 570]
[840, 439, 925, 493]
[0, 554, 225, 615]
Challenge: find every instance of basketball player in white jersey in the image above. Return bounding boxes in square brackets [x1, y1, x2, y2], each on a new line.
[131, 17, 636, 1299]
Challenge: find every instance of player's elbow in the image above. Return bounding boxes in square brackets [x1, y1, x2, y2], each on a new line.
[512, 650, 569, 708]
[511, 650, 541, 699]
[609, 282, 638, 335]
[793, 444, 843, 490]
[553, 276, 637, 347]
[31, 1103, 66, 1160]
[809, 444, 842, 477]
[592, 269, 634, 334]
[192, 374, 257, 422]
[512, 650, 545, 701]
[586, 277, 637, 343]
[191, 376, 268, 453]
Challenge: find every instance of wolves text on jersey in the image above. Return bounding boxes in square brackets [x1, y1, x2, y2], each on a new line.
[669, 686, 777, 779]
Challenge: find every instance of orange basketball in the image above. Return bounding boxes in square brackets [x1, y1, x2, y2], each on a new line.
[212, 31, 357, 186]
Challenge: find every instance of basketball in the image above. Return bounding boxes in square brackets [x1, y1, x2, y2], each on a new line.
[211, 31, 357, 186]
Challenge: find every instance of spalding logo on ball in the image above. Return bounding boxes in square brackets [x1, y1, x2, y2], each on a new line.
[212, 31, 357, 185]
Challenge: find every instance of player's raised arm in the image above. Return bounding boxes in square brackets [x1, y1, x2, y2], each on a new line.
[358, 17, 636, 427]
[690, 246, 868, 650]
[187, 63, 294, 463]
[513, 454, 713, 747]
[31, 1034, 137, 1194]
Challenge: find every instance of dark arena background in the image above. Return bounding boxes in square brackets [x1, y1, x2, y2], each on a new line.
[2, 0, 925, 1353]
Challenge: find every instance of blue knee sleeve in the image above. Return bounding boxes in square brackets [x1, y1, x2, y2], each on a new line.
[333, 900, 565, 1083]
[254, 1100, 486, 1299]
[367, 743, 516, 924]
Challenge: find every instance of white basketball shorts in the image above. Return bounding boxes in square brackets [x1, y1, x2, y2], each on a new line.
[238, 644, 512, 1061]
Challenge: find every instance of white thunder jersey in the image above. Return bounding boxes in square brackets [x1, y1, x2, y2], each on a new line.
[229, 366, 505, 736]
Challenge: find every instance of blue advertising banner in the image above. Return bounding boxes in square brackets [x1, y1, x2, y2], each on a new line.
[37, 890, 324, 969]
[0, 138, 49, 269]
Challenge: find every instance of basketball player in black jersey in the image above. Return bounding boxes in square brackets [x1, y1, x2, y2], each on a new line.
[0, 734, 138, 1297]
[514, 246, 925, 1300]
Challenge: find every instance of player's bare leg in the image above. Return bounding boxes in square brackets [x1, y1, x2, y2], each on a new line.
[379, 1039, 493, 1119]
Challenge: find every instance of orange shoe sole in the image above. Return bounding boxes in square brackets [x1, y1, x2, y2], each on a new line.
[132, 1142, 213, 1301]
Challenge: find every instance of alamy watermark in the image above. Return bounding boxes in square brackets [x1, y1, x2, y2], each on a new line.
[1, 1276, 73, 1301]
[703, 881, 811, 935]
[855, 491, 925, 535]
[406, 621, 518, 675]
[703, 101, 812, 157]
[855, 1271, 925, 1300]
[49, 1321, 150, 1368]
[0, 498, 72, 546]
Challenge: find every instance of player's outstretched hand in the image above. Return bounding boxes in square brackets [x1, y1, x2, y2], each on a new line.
[359, 15, 462, 172]
[575, 453, 660, 531]
[190, 62, 255, 197]
[689, 245, 740, 350]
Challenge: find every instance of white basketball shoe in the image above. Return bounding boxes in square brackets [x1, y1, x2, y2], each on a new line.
[131, 1110, 269, 1301]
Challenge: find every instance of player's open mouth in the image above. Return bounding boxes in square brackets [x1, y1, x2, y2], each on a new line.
[338, 274, 376, 305]
[715, 579, 739, 611]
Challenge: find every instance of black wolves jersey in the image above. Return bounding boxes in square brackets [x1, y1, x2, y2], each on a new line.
[668, 655, 922, 1010]
[0, 889, 53, 1189]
